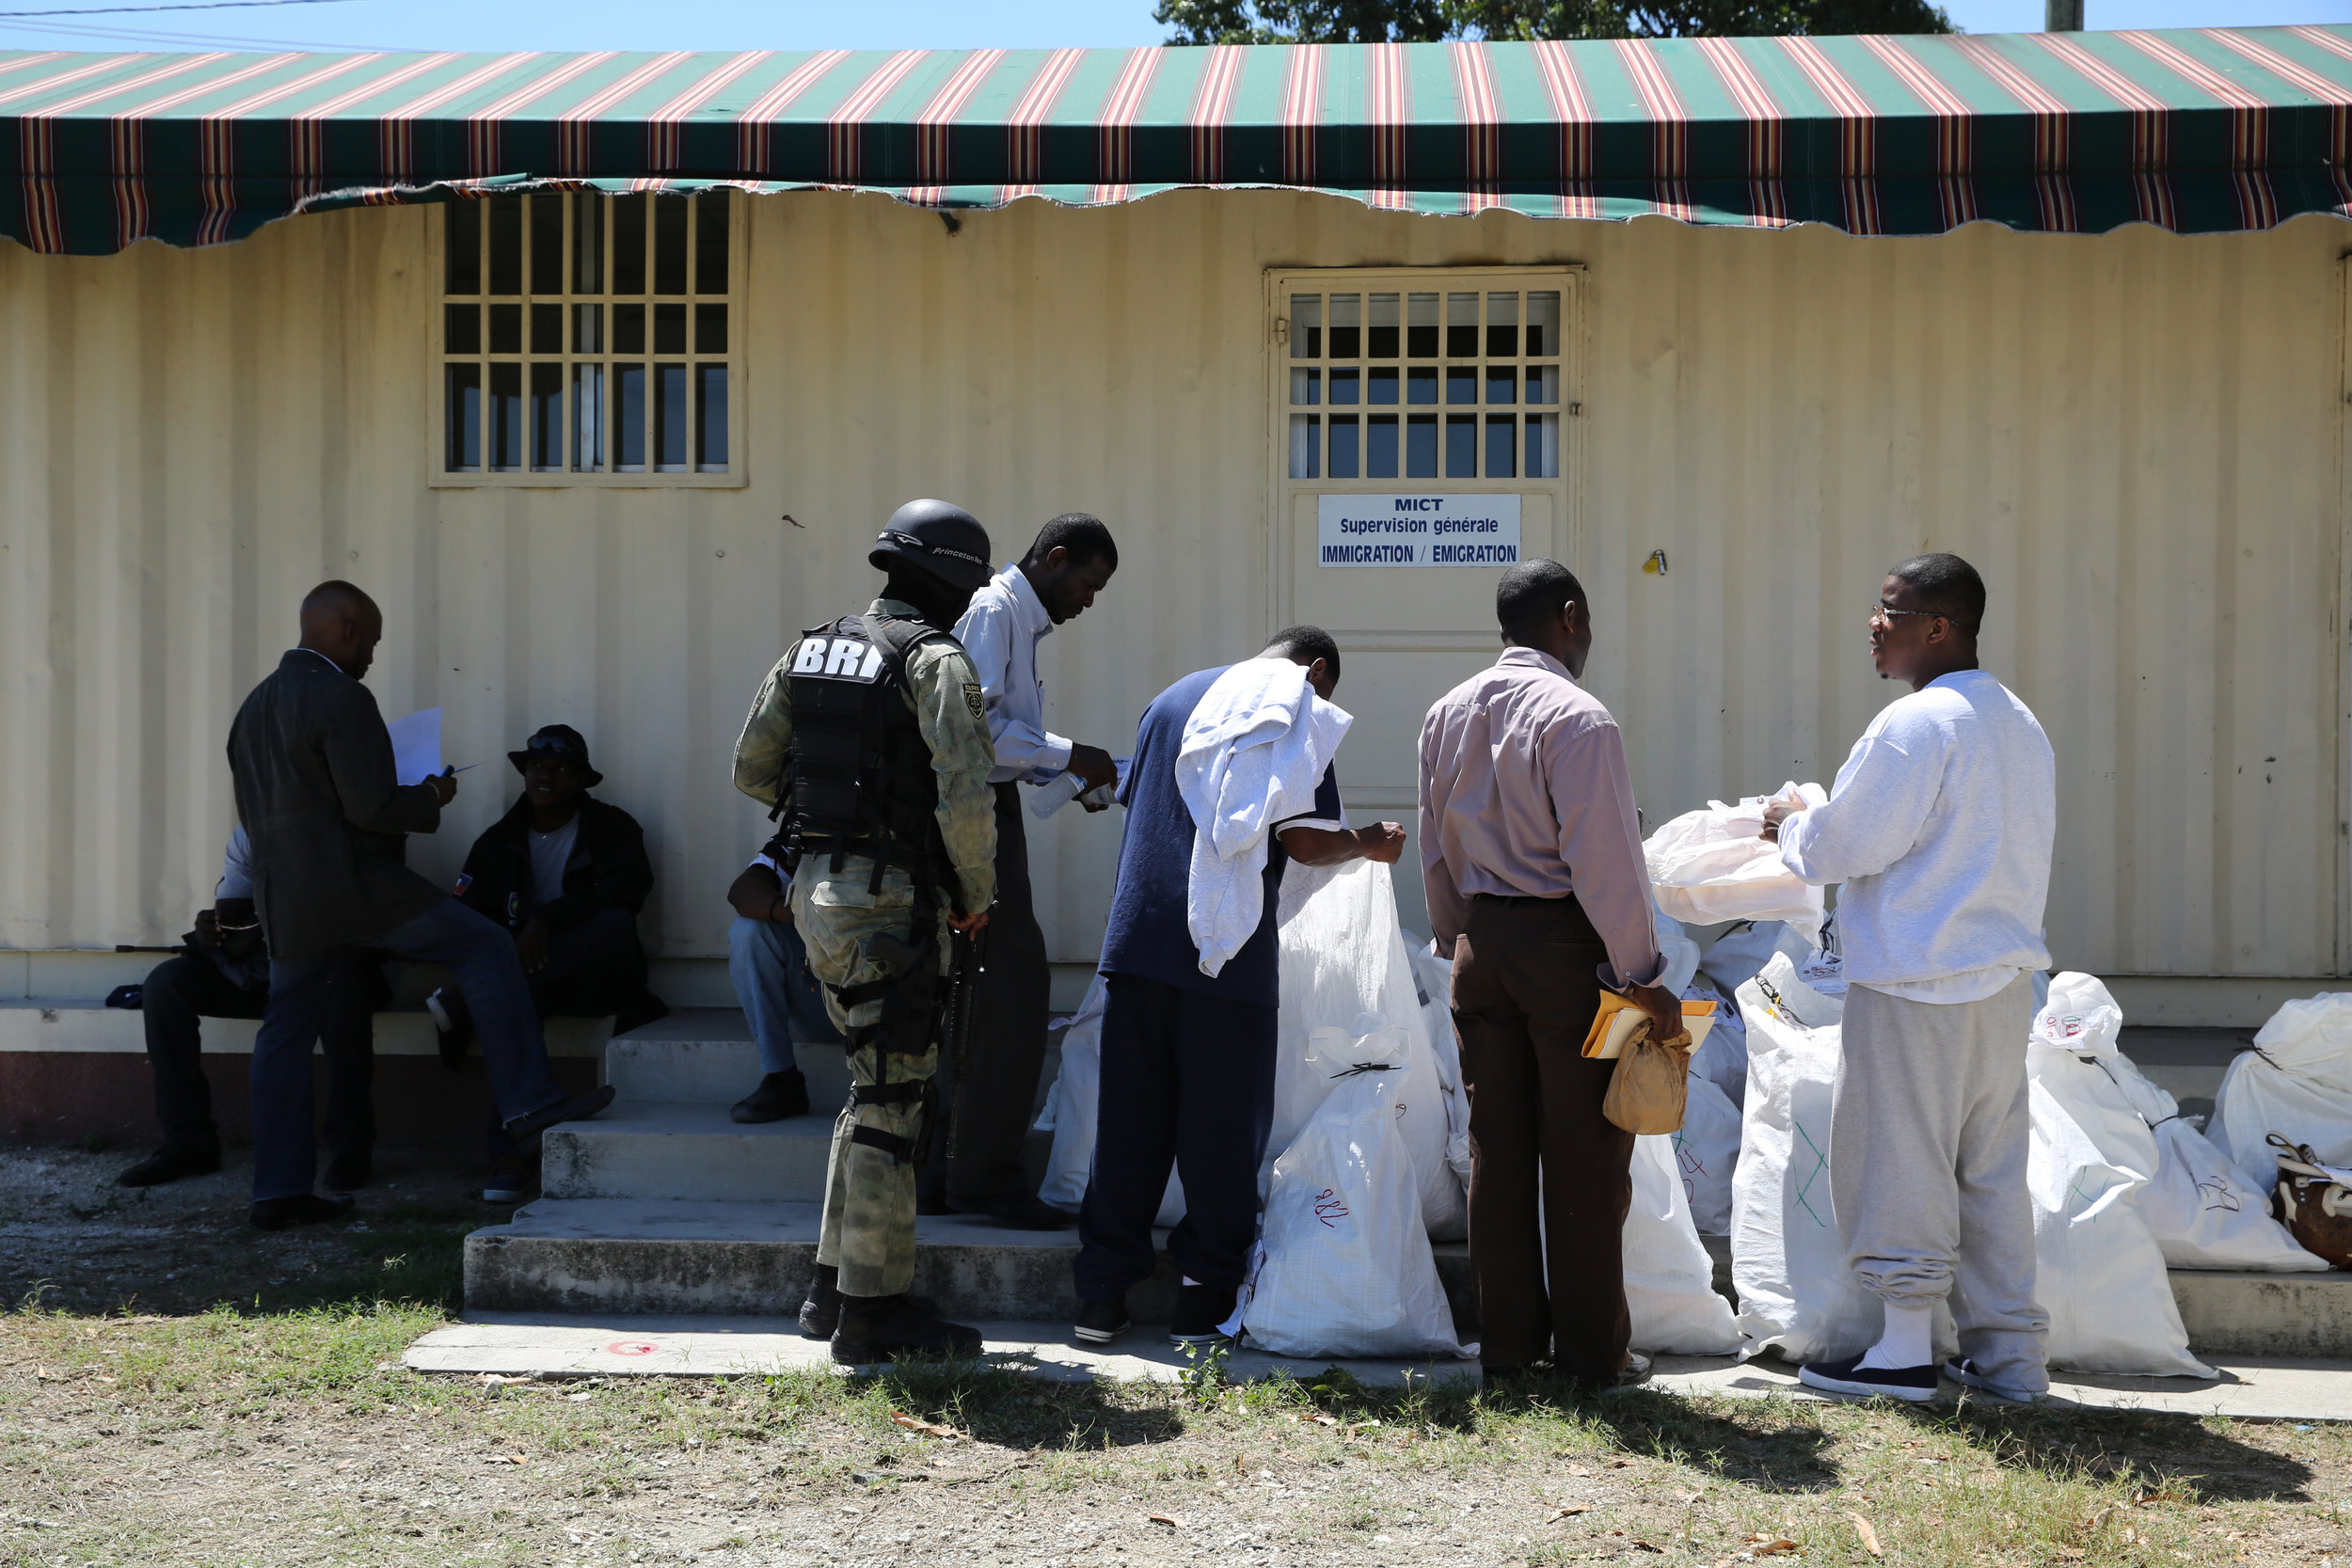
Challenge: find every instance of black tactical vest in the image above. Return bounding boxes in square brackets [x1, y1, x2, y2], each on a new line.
[782, 612, 950, 889]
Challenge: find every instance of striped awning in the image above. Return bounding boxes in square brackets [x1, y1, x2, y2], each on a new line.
[4, 27, 2350, 255]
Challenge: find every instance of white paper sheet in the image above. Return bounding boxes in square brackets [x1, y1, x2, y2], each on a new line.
[387, 706, 444, 786]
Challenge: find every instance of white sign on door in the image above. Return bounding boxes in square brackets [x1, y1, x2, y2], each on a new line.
[1315, 494, 1523, 568]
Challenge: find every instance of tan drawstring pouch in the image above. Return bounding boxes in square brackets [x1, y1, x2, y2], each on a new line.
[1602, 1017, 1693, 1135]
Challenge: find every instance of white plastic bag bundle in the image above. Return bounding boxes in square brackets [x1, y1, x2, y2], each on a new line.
[2033, 974, 2323, 1275]
[1728, 953, 1883, 1361]
[2026, 1064, 2215, 1378]
[2206, 992, 2352, 1198]
[1226, 1066, 1470, 1359]
[1036, 976, 1109, 1212]
[1645, 784, 1828, 938]
[1674, 1072, 1742, 1236]
[1269, 861, 1466, 1241]
[1626, 1133, 1742, 1353]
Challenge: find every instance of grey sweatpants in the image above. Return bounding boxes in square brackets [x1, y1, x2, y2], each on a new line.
[1833, 974, 2049, 1393]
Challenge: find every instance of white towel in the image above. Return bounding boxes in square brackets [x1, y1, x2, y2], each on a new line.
[1175, 657, 1353, 977]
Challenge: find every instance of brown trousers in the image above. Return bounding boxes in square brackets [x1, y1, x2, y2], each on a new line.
[1452, 893, 1635, 1378]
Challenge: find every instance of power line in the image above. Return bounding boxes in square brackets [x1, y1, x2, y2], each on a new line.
[0, 0, 357, 16]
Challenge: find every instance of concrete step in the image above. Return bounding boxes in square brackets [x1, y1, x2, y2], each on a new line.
[606, 1035, 852, 1109]
[542, 1103, 835, 1202]
[468, 1198, 2350, 1358]
[466, 1196, 1478, 1329]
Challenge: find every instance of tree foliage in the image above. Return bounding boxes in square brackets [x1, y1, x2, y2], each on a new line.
[1153, 0, 1953, 43]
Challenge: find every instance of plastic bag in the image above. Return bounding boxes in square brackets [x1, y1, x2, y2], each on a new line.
[2026, 1067, 2214, 1378]
[1685, 974, 1748, 1106]
[1225, 1067, 1470, 1360]
[1674, 1069, 1742, 1235]
[2036, 974, 2323, 1274]
[2206, 992, 2352, 1198]
[1269, 861, 1465, 1241]
[1652, 900, 1702, 996]
[1645, 784, 1827, 939]
[1407, 941, 1475, 1194]
[1728, 954, 1881, 1361]
[1625, 1133, 1742, 1354]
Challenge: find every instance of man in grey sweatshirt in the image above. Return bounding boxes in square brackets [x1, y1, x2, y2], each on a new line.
[1763, 552, 2057, 1404]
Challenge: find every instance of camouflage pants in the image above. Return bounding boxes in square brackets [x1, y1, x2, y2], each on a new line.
[790, 858, 953, 1300]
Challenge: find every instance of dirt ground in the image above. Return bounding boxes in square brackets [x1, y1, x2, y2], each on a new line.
[3, 1143, 2350, 1568]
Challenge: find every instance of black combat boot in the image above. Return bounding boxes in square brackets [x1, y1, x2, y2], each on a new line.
[798, 1263, 842, 1338]
[830, 1292, 984, 1364]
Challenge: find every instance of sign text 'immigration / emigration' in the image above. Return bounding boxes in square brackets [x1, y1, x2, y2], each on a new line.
[1314, 495, 1524, 567]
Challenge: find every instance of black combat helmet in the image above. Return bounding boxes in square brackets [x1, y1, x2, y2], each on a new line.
[868, 499, 993, 594]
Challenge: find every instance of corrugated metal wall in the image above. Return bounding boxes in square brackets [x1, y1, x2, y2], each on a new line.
[1, 191, 2343, 978]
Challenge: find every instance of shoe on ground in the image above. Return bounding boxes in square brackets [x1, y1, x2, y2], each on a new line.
[1798, 1353, 1939, 1403]
[117, 1143, 222, 1188]
[322, 1149, 373, 1195]
[481, 1151, 538, 1204]
[956, 1193, 1075, 1231]
[1945, 1356, 2041, 1405]
[731, 1069, 810, 1124]
[504, 1084, 616, 1143]
[799, 1264, 842, 1338]
[250, 1193, 355, 1230]
[1595, 1351, 1654, 1395]
[1168, 1282, 1237, 1344]
[829, 1293, 984, 1364]
[425, 986, 474, 1069]
[1074, 1295, 1132, 1345]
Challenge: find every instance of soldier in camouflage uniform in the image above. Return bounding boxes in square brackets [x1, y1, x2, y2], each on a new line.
[732, 499, 999, 1362]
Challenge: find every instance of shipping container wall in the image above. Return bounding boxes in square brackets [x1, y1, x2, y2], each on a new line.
[0, 193, 2341, 979]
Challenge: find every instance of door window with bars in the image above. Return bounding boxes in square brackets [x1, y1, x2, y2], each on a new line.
[1285, 287, 1561, 482]
[440, 190, 739, 484]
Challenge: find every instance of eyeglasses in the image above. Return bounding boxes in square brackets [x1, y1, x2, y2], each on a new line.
[1867, 603, 1943, 626]
[526, 735, 578, 754]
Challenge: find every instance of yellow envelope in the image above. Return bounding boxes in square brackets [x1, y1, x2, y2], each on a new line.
[1581, 992, 1719, 1060]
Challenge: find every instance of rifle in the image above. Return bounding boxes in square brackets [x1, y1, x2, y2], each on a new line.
[941, 921, 988, 1161]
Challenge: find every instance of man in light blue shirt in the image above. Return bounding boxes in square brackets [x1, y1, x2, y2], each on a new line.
[928, 514, 1120, 1229]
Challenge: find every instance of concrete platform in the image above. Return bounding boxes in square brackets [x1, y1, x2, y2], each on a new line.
[403, 1314, 2352, 1421]
[467, 1196, 1478, 1327]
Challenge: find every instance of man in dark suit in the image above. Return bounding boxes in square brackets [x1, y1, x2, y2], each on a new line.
[227, 580, 615, 1228]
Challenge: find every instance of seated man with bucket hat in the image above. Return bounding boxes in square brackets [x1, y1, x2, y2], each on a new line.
[432, 723, 668, 1048]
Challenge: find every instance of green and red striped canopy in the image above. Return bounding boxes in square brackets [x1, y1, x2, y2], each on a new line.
[4, 27, 2349, 255]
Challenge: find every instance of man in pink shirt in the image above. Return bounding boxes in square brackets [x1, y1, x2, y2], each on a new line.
[1419, 559, 1680, 1387]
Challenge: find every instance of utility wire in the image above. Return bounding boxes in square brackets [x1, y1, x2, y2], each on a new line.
[0, 0, 356, 16]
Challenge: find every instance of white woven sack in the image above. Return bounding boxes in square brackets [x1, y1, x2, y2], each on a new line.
[1674, 1069, 1742, 1236]
[1728, 954, 1881, 1363]
[1698, 921, 1812, 1001]
[1645, 786, 1827, 938]
[1228, 1069, 1469, 1360]
[1626, 1133, 1741, 1354]
[2026, 1069, 2215, 1378]
[1035, 975, 1109, 1212]
[2206, 992, 2352, 1198]
[1407, 942, 1474, 1194]
[1268, 860, 1464, 1241]
[1686, 974, 1748, 1106]
[2035, 973, 2323, 1274]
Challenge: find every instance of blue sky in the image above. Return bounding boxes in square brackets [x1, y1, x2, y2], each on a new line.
[0, 0, 2344, 56]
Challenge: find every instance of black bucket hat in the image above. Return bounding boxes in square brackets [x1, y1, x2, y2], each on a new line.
[509, 723, 602, 787]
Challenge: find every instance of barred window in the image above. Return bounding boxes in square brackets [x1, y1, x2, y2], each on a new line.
[1284, 283, 1563, 483]
[438, 191, 742, 486]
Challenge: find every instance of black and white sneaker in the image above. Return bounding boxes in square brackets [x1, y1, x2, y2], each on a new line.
[1797, 1353, 1939, 1402]
[1074, 1295, 1131, 1345]
[1944, 1357, 2040, 1405]
[1168, 1283, 1237, 1344]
